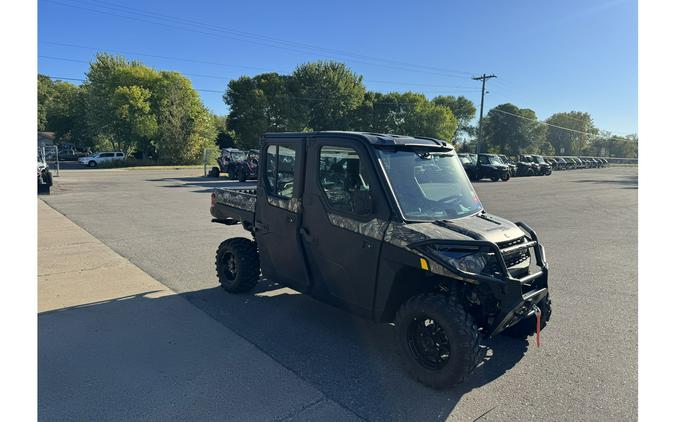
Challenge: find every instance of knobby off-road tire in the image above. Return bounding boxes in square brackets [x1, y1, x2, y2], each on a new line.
[207, 166, 220, 178]
[215, 238, 260, 293]
[503, 295, 552, 339]
[237, 167, 247, 182]
[37, 183, 50, 195]
[44, 171, 53, 187]
[395, 293, 482, 389]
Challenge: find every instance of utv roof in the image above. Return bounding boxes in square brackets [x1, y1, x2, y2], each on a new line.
[262, 131, 451, 149]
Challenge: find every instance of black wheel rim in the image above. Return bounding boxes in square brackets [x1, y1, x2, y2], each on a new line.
[222, 252, 237, 280]
[407, 315, 451, 370]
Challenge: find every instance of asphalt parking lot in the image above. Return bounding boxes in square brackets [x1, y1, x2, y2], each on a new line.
[40, 166, 637, 421]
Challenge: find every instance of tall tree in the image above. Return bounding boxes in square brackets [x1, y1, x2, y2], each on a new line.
[110, 85, 157, 154]
[154, 71, 216, 162]
[432, 96, 476, 142]
[545, 111, 597, 155]
[38, 75, 55, 131]
[291, 61, 366, 130]
[225, 73, 296, 149]
[483, 103, 547, 154]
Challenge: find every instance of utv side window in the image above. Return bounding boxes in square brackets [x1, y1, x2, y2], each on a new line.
[265, 144, 296, 199]
[319, 146, 372, 215]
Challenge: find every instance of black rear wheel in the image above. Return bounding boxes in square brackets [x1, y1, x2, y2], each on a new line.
[395, 294, 481, 389]
[215, 238, 260, 293]
[238, 167, 247, 182]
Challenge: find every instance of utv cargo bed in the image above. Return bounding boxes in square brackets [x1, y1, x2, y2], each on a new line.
[211, 187, 256, 228]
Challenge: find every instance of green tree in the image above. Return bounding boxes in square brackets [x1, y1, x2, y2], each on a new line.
[432, 96, 476, 142]
[212, 114, 235, 148]
[350, 91, 457, 140]
[38, 75, 55, 131]
[291, 61, 366, 130]
[483, 103, 547, 154]
[545, 111, 597, 155]
[86, 53, 161, 154]
[110, 85, 157, 154]
[154, 71, 216, 162]
[225, 73, 296, 149]
[38, 75, 93, 147]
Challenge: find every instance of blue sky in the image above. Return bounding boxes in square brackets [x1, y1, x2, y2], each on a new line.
[38, 0, 637, 135]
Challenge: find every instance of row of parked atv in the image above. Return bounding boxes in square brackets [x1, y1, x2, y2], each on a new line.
[207, 148, 260, 182]
[457, 153, 609, 182]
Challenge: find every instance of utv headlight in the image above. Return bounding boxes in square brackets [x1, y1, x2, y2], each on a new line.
[424, 246, 496, 276]
[447, 252, 488, 273]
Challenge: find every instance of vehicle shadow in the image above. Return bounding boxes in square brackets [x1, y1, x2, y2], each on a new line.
[39, 282, 529, 421]
[182, 281, 529, 421]
[574, 174, 638, 188]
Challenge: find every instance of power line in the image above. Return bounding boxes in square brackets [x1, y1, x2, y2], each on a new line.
[40, 74, 472, 105]
[490, 107, 632, 140]
[41, 41, 276, 72]
[41, 0, 476, 79]
[67, 0, 477, 77]
[39, 52, 482, 91]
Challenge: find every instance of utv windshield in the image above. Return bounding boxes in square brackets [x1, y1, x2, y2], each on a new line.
[377, 148, 483, 221]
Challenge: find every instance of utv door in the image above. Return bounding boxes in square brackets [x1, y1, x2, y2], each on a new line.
[255, 140, 310, 292]
[301, 137, 390, 317]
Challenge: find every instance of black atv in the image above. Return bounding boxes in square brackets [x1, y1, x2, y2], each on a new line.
[210, 131, 552, 389]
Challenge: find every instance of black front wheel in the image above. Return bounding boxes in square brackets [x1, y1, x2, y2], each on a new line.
[207, 166, 220, 177]
[215, 238, 260, 293]
[500, 172, 510, 181]
[395, 294, 481, 389]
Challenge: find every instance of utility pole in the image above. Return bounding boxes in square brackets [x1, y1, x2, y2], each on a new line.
[472, 73, 496, 153]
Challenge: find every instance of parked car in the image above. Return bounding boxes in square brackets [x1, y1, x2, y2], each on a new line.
[210, 131, 551, 388]
[37, 152, 53, 194]
[78, 151, 125, 167]
[497, 154, 518, 177]
[232, 149, 260, 182]
[514, 156, 537, 176]
[57, 148, 88, 161]
[457, 153, 476, 179]
[531, 155, 552, 175]
[552, 157, 570, 170]
[475, 153, 510, 181]
[209, 148, 249, 178]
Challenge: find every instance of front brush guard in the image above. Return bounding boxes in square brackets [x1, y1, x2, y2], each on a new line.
[410, 221, 549, 336]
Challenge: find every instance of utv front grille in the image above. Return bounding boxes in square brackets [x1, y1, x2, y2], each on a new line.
[495, 237, 530, 269]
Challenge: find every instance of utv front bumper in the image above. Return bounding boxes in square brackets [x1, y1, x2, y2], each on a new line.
[412, 222, 549, 337]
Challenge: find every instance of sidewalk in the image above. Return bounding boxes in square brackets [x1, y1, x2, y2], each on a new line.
[38, 200, 359, 421]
